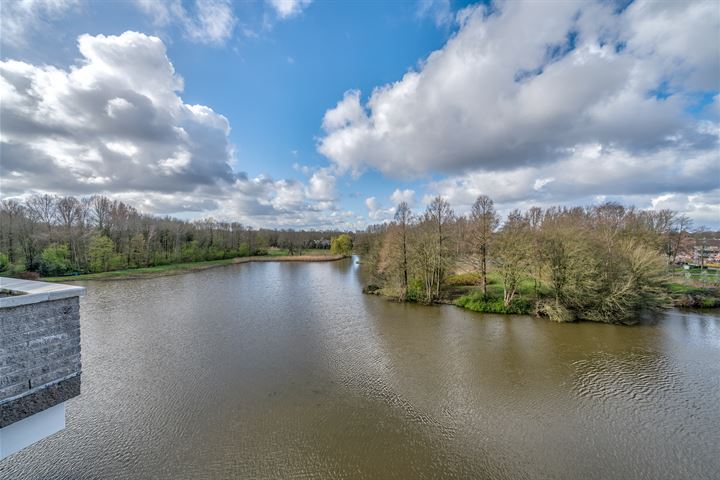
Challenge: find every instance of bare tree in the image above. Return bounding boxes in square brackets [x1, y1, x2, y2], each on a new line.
[494, 210, 531, 306]
[469, 195, 499, 296]
[420, 196, 455, 301]
[394, 202, 412, 299]
[90, 195, 113, 233]
[668, 214, 693, 264]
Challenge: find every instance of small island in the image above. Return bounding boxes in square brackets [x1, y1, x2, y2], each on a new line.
[357, 196, 719, 324]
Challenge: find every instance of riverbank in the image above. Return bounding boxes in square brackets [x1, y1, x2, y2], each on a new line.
[41, 253, 345, 282]
[365, 271, 720, 322]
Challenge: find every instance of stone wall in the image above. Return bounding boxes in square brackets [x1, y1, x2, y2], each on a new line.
[0, 296, 82, 428]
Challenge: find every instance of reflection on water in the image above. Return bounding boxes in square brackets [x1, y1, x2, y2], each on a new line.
[2, 257, 718, 479]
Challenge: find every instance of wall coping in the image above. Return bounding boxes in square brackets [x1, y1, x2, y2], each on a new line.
[0, 277, 86, 308]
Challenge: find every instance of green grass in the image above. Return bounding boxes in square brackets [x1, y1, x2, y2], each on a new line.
[663, 282, 712, 295]
[455, 291, 532, 314]
[671, 266, 719, 274]
[663, 282, 720, 308]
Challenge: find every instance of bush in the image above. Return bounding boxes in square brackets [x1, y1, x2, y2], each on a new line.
[6, 262, 28, 276]
[699, 296, 720, 308]
[40, 244, 72, 276]
[89, 235, 115, 273]
[109, 254, 126, 271]
[405, 278, 425, 302]
[363, 284, 381, 294]
[14, 270, 40, 280]
[444, 273, 481, 286]
[537, 300, 575, 322]
[330, 234, 353, 256]
[0, 252, 8, 272]
[237, 243, 250, 257]
[456, 292, 531, 314]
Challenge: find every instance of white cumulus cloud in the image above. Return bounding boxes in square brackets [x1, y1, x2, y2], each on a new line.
[266, 0, 312, 20]
[0, 31, 351, 229]
[319, 0, 719, 225]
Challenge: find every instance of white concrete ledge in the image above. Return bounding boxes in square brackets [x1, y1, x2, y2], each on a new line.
[0, 403, 65, 460]
[0, 277, 85, 308]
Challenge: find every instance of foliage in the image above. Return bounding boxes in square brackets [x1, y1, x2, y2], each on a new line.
[89, 235, 115, 273]
[411, 196, 456, 303]
[444, 272, 482, 286]
[536, 300, 574, 322]
[237, 242, 251, 257]
[0, 195, 346, 277]
[362, 197, 699, 323]
[330, 234, 353, 256]
[0, 252, 8, 272]
[39, 244, 72, 276]
[456, 292, 531, 315]
[493, 210, 532, 306]
[468, 194, 499, 295]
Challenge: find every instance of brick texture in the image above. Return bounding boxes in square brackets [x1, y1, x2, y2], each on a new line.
[0, 296, 82, 425]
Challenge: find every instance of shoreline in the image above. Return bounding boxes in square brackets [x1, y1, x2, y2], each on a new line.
[40, 254, 346, 282]
[364, 282, 720, 323]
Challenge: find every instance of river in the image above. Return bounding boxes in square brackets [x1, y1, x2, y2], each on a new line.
[2, 257, 719, 479]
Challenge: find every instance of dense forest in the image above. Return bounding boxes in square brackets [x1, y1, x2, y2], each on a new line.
[0, 195, 349, 277]
[355, 196, 717, 324]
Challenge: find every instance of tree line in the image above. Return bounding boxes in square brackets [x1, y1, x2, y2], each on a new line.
[0, 195, 348, 277]
[356, 196, 708, 324]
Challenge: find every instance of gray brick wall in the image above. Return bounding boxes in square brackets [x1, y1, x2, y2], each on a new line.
[0, 297, 81, 402]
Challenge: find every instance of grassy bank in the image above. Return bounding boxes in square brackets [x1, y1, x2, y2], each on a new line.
[663, 283, 720, 308]
[41, 251, 345, 282]
[366, 269, 719, 316]
[449, 274, 720, 315]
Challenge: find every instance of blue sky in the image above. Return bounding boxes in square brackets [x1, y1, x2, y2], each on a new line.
[1, 0, 718, 228]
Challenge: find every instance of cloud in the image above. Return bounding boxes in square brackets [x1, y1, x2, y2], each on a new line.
[319, 0, 719, 225]
[390, 188, 416, 207]
[1, 31, 232, 196]
[650, 191, 720, 226]
[319, 0, 719, 178]
[1, 0, 79, 47]
[0, 31, 350, 229]
[428, 142, 719, 206]
[135, 0, 236, 45]
[307, 168, 337, 201]
[425, 141, 719, 226]
[365, 194, 408, 223]
[417, 0, 453, 28]
[321, 90, 367, 132]
[266, 0, 312, 20]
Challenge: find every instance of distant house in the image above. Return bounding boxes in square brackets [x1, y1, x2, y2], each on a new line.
[311, 238, 331, 249]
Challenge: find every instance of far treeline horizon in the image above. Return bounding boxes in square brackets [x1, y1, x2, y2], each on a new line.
[1, 192, 718, 324]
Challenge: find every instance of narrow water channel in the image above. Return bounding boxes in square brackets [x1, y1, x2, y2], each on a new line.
[2, 257, 718, 479]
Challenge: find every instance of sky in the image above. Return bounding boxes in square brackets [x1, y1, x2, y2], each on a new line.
[0, 0, 718, 229]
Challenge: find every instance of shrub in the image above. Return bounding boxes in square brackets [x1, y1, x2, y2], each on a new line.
[330, 234, 353, 256]
[89, 235, 115, 273]
[237, 243, 250, 257]
[405, 278, 425, 303]
[537, 300, 575, 322]
[444, 273, 481, 286]
[699, 296, 720, 308]
[456, 292, 531, 314]
[40, 244, 72, 276]
[0, 252, 8, 272]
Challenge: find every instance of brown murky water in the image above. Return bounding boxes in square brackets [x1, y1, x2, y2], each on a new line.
[2, 257, 719, 479]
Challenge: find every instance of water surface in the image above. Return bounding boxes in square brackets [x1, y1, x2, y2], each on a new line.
[2, 258, 719, 479]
